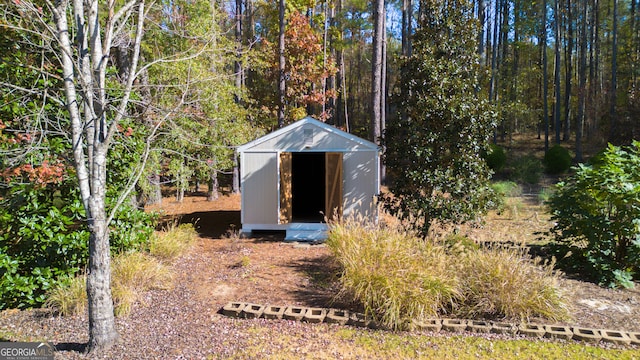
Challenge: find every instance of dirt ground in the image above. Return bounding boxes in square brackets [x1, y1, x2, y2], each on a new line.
[150, 194, 640, 332]
[1, 194, 639, 359]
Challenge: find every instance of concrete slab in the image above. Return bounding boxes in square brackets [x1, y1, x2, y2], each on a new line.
[467, 320, 492, 333]
[411, 319, 442, 332]
[262, 305, 286, 319]
[325, 309, 350, 325]
[442, 319, 468, 333]
[491, 322, 517, 335]
[303, 308, 327, 323]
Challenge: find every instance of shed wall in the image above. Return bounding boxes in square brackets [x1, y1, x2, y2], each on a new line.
[241, 152, 279, 225]
[343, 151, 379, 218]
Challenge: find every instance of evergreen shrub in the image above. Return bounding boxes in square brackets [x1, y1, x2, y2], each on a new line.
[543, 145, 572, 174]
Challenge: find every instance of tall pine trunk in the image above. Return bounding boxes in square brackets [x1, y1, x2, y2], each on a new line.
[370, 0, 384, 144]
[553, 0, 561, 145]
[277, 0, 286, 127]
[563, 0, 573, 142]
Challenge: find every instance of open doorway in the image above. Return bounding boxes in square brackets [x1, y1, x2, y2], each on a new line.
[291, 152, 325, 222]
[279, 152, 343, 224]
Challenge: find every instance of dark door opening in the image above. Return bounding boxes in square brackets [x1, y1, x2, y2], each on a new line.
[291, 152, 325, 222]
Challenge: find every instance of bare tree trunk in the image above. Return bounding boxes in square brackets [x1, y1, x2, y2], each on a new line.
[232, 151, 240, 194]
[278, 0, 286, 128]
[490, 0, 499, 142]
[380, 11, 387, 184]
[234, 0, 243, 103]
[554, 0, 561, 144]
[576, 0, 587, 162]
[402, 0, 413, 57]
[147, 173, 162, 205]
[370, 0, 384, 144]
[609, 0, 619, 142]
[86, 151, 118, 351]
[208, 169, 219, 201]
[543, 0, 550, 152]
[478, 0, 486, 58]
[564, 0, 573, 142]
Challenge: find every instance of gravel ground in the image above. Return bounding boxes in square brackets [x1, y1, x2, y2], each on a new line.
[1, 195, 639, 359]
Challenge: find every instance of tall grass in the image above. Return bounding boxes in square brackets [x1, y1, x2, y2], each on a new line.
[149, 223, 198, 261]
[46, 252, 173, 317]
[326, 216, 569, 330]
[44, 223, 197, 317]
[327, 218, 461, 329]
[457, 248, 568, 321]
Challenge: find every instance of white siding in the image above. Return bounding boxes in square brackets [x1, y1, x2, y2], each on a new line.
[343, 151, 379, 218]
[241, 152, 279, 225]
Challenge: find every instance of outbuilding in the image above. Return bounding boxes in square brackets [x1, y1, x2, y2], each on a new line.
[237, 116, 380, 241]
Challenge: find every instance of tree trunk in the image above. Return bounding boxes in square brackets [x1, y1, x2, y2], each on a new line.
[478, 0, 486, 58]
[51, 0, 146, 353]
[490, 0, 499, 142]
[543, 0, 550, 152]
[563, 0, 573, 142]
[277, 0, 286, 128]
[402, 0, 413, 57]
[609, 0, 619, 143]
[370, 0, 384, 144]
[335, 0, 347, 129]
[86, 159, 119, 349]
[380, 10, 387, 184]
[232, 151, 240, 194]
[234, 0, 243, 104]
[147, 173, 162, 205]
[208, 169, 220, 201]
[576, 0, 587, 162]
[554, 0, 561, 144]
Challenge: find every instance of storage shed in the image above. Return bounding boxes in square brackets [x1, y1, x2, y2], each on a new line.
[237, 116, 380, 241]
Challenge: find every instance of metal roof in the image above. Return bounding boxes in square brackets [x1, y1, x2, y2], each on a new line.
[237, 116, 380, 153]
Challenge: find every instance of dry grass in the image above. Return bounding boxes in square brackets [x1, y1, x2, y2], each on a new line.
[46, 253, 173, 317]
[327, 212, 570, 330]
[44, 223, 197, 317]
[149, 223, 199, 261]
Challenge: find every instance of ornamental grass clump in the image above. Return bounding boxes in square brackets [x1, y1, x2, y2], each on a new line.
[457, 247, 570, 321]
[46, 252, 173, 316]
[327, 217, 461, 330]
[149, 223, 199, 261]
[327, 216, 570, 329]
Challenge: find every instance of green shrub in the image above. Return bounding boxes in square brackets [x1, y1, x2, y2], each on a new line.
[0, 180, 157, 310]
[546, 141, 640, 288]
[510, 155, 543, 185]
[482, 144, 507, 172]
[491, 181, 522, 198]
[543, 145, 572, 174]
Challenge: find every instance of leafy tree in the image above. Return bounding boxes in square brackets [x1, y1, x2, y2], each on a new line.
[2, 0, 160, 352]
[384, 0, 498, 235]
[547, 142, 640, 288]
[250, 10, 337, 125]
